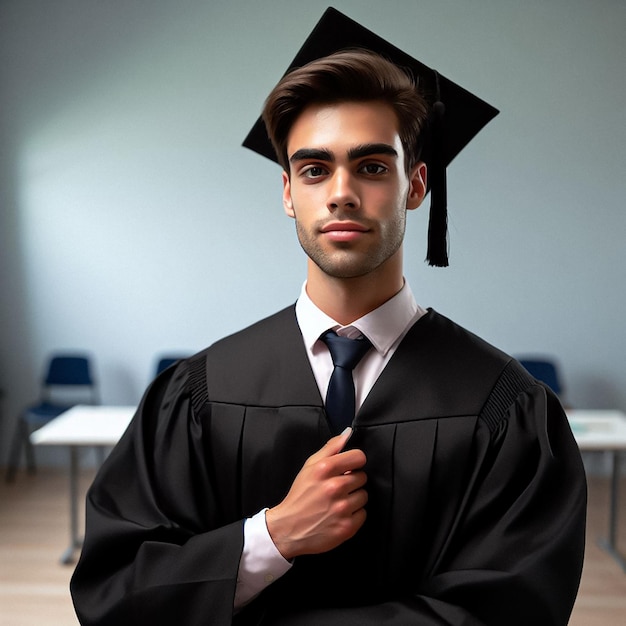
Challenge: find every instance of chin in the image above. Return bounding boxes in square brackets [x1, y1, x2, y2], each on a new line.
[315, 257, 385, 280]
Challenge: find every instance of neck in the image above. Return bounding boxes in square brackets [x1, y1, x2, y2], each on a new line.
[305, 252, 404, 326]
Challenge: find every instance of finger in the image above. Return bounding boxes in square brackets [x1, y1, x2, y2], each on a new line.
[332, 449, 367, 475]
[329, 426, 353, 452]
[334, 470, 368, 497]
[308, 427, 353, 462]
[346, 485, 368, 510]
[338, 496, 368, 540]
[344, 469, 367, 491]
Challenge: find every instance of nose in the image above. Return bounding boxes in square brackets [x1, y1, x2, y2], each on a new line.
[327, 170, 360, 212]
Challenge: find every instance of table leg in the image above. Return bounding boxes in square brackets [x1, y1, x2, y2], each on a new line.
[598, 450, 626, 572]
[60, 446, 82, 565]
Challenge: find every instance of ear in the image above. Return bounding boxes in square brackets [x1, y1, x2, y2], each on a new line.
[282, 170, 295, 218]
[406, 162, 427, 211]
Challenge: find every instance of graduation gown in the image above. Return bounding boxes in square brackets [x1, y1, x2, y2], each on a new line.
[70, 307, 586, 625]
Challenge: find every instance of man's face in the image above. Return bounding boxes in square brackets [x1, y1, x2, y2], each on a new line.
[282, 101, 426, 280]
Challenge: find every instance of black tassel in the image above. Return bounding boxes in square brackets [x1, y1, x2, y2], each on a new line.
[426, 99, 449, 267]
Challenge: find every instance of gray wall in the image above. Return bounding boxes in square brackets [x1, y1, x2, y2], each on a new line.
[1, 0, 625, 464]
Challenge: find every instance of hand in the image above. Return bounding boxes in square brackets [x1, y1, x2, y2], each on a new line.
[266, 428, 368, 561]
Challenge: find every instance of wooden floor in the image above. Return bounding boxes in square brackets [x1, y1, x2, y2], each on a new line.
[1, 468, 625, 624]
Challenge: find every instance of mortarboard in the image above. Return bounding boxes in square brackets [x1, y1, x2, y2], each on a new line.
[243, 7, 498, 266]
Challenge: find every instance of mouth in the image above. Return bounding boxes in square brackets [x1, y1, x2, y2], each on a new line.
[320, 221, 370, 243]
[320, 221, 369, 233]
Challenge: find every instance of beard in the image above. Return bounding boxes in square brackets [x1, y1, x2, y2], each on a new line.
[294, 212, 406, 279]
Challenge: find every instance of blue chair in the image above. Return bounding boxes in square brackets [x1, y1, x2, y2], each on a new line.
[5, 354, 98, 482]
[155, 355, 188, 375]
[518, 357, 563, 396]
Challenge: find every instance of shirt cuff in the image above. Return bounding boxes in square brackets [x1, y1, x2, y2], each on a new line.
[234, 509, 293, 610]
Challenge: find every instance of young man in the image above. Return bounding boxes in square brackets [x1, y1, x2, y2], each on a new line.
[71, 10, 586, 626]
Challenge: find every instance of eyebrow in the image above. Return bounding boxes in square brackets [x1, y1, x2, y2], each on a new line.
[289, 148, 333, 164]
[348, 143, 398, 160]
[289, 143, 399, 164]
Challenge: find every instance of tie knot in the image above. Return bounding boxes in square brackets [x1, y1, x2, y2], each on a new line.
[321, 330, 372, 370]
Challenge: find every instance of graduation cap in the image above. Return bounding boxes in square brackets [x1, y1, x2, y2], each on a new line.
[243, 7, 498, 267]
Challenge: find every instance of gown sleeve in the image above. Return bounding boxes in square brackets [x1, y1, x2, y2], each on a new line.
[70, 361, 243, 626]
[262, 383, 586, 626]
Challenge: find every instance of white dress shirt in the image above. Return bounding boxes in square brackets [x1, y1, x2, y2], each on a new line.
[234, 281, 427, 610]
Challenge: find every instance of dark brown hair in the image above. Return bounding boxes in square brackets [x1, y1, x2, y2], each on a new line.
[262, 49, 429, 174]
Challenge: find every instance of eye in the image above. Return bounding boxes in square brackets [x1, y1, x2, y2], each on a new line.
[359, 163, 388, 175]
[301, 165, 328, 179]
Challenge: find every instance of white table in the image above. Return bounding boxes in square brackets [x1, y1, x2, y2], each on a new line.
[567, 409, 626, 571]
[31, 404, 136, 564]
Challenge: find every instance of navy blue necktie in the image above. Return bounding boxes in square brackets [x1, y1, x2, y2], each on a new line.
[321, 330, 373, 434]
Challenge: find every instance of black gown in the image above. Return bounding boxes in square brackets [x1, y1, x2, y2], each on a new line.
[70, 307, 586, 625]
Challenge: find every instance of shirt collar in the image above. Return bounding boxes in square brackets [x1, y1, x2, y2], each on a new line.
[295, 280, 424, 357]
